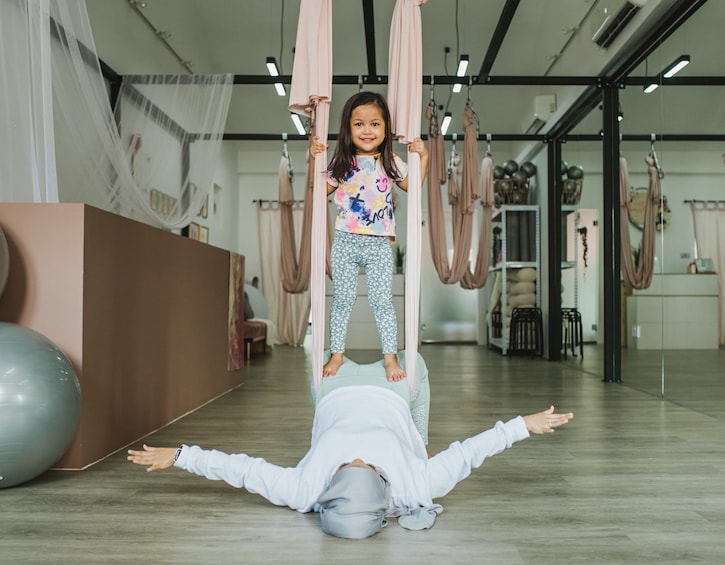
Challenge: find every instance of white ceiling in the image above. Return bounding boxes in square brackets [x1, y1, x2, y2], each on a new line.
[85, 0, 722, 148]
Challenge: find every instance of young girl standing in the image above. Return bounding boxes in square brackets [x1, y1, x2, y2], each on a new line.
[311, 91, 428, 382]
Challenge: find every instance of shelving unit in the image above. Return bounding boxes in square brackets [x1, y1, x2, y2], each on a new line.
[488, 205, 540, 354]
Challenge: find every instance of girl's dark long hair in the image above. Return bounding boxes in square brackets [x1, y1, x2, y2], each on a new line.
[329, 91, 402, 183]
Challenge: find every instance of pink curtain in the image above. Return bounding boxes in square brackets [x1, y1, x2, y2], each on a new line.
[388, 0, 426, 393]
[620, 155, 659, 289]
[289, 0, 332, 386]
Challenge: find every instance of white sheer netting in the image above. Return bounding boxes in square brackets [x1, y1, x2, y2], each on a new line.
[1, 1, 233, 230]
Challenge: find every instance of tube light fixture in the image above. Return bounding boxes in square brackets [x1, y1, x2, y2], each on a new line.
[290, 113, 306, 135]
[456, 54, 469, 77]
[662, 54, 690, 78]
[441, 112, 452, 135]
[266, 57, 280, 76]
[452, 54, 468, 94]
[643, 82, 659, 94]
[266, 56, 286, 96]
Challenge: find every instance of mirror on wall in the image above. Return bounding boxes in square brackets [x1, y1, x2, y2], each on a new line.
[561, 1, 724, 419]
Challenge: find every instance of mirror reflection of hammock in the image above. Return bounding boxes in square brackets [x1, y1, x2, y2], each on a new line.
[620, 138, 665, 290]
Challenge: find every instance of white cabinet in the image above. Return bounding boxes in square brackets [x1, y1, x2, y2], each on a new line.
[487, 205, 540, 354]
[626, 274, 719, 349]
[325, 273, 405, 350]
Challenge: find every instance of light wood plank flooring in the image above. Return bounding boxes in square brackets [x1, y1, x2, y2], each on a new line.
[2, 344, 725, 564]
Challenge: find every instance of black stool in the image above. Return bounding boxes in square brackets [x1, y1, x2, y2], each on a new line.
[561, 308, 583, 359]
[509, 307, 543, 356]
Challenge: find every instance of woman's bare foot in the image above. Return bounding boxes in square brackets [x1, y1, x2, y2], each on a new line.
[384, 354, 406, 382]
[323, 353, 344, 377]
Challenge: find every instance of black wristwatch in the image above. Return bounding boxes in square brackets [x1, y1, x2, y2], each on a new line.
[174, 446, 183, 462]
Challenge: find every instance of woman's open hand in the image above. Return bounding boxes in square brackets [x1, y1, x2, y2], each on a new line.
[127, 444, 177, 472]
[523, 406, 573, 434]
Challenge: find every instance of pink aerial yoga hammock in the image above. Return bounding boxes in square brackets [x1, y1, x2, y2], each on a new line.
[289, 0, 332, 386]
[388, 0, 426, 394]
[426, 103, 494, 289]
[278, 135, 333, 295]
[619, 153, 661, 289]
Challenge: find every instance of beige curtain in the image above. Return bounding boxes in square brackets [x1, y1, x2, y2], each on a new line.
[690, 202, 725, 344]
[258, 204, 310, 346]
[619, 155, 660, 289]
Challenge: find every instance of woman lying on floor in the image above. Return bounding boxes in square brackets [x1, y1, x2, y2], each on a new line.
[128, 355, 573, 539]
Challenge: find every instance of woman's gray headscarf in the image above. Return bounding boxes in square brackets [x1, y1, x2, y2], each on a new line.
[317, 467, 389, 539]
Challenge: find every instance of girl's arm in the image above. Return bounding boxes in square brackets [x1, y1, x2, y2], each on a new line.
[397, 137, 429, 191]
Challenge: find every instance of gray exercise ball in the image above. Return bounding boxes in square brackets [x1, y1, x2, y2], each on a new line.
[503, 160, 519, 176]
[560, 160, 569, 177]
[567, 165, 584, 180]
[512, 170, 528, 185]
[493, 165, 505, 179]
[520, 161, 537, 178]
[0, 323, 82, 488]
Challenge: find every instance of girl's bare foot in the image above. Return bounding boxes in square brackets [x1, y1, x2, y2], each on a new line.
[323, 353, 344, 377]
[384, 354, 406, 382]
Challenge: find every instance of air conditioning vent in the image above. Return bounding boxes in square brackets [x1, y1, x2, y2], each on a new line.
[591, 0, 647, 49]
[523, 95, 556, 135]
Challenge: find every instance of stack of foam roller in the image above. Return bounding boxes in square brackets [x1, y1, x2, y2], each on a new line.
[505, 267, 537, 337]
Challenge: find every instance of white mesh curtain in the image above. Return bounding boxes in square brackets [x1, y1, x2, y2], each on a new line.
[1, 0, 233, 230]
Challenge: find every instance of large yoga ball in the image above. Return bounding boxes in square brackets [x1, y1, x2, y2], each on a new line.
[0, 323, 82, 488]
[0, 225, 8, 298]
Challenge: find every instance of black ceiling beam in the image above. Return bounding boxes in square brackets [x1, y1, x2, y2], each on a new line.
[362, 0, 377, 78]
[477, 0, 520, 83]
[565, 133, 725, 142]
[625, 76, 725, 86]
[215, 74, 597, 86]
[223, 133, 547, 142]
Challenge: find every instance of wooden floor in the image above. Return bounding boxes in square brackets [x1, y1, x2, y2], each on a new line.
[3, 344, 725, 564]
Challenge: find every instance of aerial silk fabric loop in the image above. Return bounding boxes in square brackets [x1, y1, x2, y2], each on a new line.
[619, 155, 659, 289]
[388, 0, 426, 395]
[460, 152, 494, 290]
[289, 0, 332, 387]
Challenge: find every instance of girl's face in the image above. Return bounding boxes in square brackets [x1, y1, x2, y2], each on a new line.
[349, 103, 385, 155]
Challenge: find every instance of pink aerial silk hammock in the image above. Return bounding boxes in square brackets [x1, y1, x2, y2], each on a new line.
[460, 115, 495, 290]
[388, 0, 426, 394]
[619, 154, 660, 289]
[279, 137, 333, 295]
[289, 0, 332, 387]
[427, 104, 494, 289]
